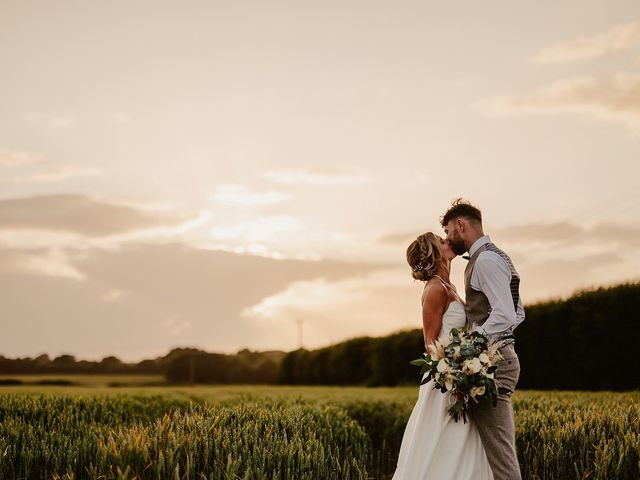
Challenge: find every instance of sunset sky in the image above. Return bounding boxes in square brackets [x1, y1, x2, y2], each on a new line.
[1, 0, 639, 361]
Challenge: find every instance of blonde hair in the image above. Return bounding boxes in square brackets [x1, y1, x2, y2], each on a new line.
[406, 232, 442, 281]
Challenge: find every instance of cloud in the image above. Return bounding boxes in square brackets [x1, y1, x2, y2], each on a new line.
[519, 252, 628, 302]
[90, 197, 183, 214]
[209, 184, 292, 206]
[241, 268, 425, 348]
[0, 194, 189, 237]
[533, 21, 640, 63]
[113, 113, 133, 124]
[376, 230, 424, 246]
[376, 221, 640, 254]
[373, 224, 638, 303]
[100, 288, 130, 302]
[0, 247, 86, 281]
[432, 221, 640, 300]
[13, 166, 103, 183]
[242, 277, 369, 320]
[22, 249, 87, 281]
[163, 317, 192, 335]
[0, 242, 384, 359]
[210, 215, 303, 243]
[0, 149, 43, 166]
[492, 221, 640, 250]
[199, 242, 294, 260]
[49, 116, 77, 128]
[475, 74, 640, 132]
[262, 167, 370, 186]
[0, 209, 213, 252]
[0, 236, 636, 359]
[22, 113, 77, 128]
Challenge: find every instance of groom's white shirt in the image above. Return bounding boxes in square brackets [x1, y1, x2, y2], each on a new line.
[468, 235, 525, 340]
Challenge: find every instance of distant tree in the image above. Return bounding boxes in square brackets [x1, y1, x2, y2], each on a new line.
[52, 354, 76, 366]
[277, 349, 298, 384]
[100, 356, 124, 373]
[135, 359, 162, 374]
[163, 350, 281, 384]
[33, 354, 50, 366]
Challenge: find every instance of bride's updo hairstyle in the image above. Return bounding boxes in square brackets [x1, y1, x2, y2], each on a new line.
[406, 232, 441, 281]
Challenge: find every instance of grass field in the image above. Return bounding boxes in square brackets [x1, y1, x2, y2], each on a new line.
[0, 378, 638, 479]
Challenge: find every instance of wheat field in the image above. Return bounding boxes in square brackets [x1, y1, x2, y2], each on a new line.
[0, 385, 638, 479]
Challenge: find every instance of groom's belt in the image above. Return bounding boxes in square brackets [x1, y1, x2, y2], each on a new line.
[496, 334, 515, 347]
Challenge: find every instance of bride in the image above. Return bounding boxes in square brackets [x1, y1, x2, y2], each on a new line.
[392, 232, 493, 479]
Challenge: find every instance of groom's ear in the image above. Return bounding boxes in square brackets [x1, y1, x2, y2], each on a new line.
[456, 218, 465, 233]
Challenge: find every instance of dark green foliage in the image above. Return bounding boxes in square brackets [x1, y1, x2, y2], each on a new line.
[277, 330, 424, 386]
[0, 348, 284, 385]
[165, 349, 282, 384]
[515, 282, 639, 390]
[0, 353, 164, 375]
[277, 283, 640, 390]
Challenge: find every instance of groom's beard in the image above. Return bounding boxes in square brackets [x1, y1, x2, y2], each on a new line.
[451, 238, 466, 256]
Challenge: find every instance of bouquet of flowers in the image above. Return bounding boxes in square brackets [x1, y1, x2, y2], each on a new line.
[410, 327, 507, 423]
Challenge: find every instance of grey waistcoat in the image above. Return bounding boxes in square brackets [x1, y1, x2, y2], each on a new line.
[464, 242, 521, 328]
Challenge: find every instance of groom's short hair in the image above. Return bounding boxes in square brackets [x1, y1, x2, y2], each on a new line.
[440, 198, 482, 227]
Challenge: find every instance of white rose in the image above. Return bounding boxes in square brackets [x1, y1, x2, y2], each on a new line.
[462, 357, 482, 375]
[440, 335, 452, 348]
[445, 374, 455, 391]
[470, 357, 482, 372]
[479, 353, 490, 364]
[437, 359, 449, 373]
[470, 385, 486, 397]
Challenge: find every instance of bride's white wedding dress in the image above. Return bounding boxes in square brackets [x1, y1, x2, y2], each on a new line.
[392, 299, 494, 480]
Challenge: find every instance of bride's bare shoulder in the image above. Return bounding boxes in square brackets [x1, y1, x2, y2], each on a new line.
[421, 279, 447, 307]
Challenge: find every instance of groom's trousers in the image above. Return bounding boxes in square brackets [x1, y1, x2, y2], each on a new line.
[470, 343, 522, 480]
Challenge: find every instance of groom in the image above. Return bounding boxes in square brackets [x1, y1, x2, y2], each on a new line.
[441, 199, 524, 480]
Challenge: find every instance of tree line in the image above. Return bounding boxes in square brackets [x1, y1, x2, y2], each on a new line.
[277, 282, 640, 390]
[2, 282, 637, 389]
[0, 353, 161, 375]
[0, 348, 284, 384]
[515, 282, 638, 390]
[164, 349, 283, 384]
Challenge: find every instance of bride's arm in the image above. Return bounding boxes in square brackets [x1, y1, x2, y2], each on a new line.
[421, 282, 447, 351]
